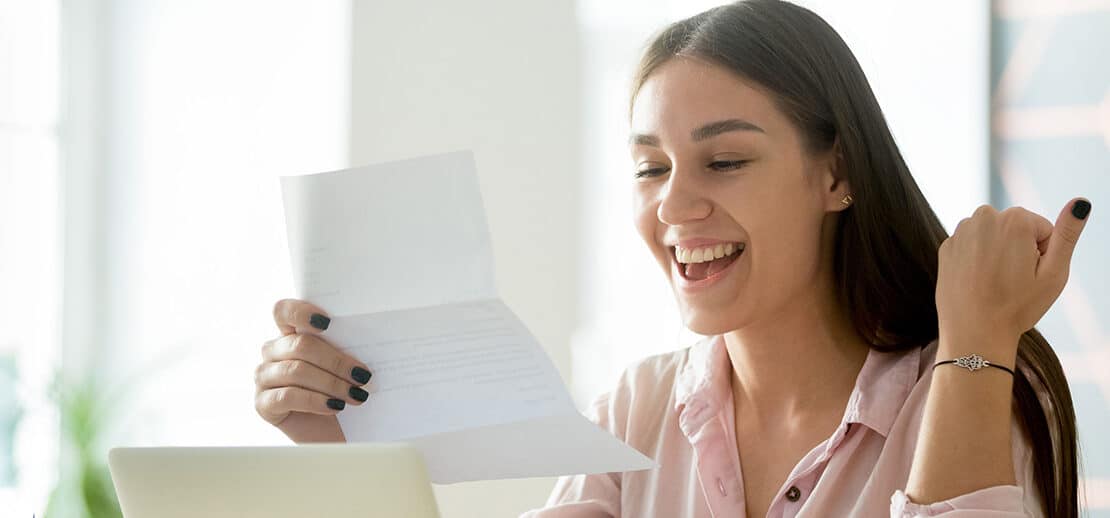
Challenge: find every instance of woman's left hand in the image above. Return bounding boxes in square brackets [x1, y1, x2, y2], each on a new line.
[935, 198, 1091, 363]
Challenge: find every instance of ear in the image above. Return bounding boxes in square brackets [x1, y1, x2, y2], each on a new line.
[822, 137, 852, 213]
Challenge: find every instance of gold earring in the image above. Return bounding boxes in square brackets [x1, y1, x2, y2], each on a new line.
[841, 194, 853, 206]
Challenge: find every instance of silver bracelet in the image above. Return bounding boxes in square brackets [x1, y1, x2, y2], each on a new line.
[932, 353, 1015, 376]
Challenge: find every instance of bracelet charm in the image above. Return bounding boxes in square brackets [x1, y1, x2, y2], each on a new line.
[933, 353, 1015, 376]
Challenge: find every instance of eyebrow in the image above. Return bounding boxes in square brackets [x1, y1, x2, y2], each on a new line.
[629, 118, 766, 146]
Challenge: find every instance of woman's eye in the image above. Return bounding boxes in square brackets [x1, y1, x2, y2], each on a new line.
[634, 167, 668, 179]
[709, 160, 749, 172]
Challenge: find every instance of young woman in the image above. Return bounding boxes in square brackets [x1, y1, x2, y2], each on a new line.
[253, 1, 1089, 516]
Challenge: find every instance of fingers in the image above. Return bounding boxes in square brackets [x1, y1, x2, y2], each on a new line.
[255, 359, 369, 406]
[255, 386, 346, 426]
[1025, 211, 1053, 255]
[273, 299, 331, 335]
[972, 203, 997, 218]
[261, 333, 372, 386]
[260, 299, 370, 431]
[1039, 198, 1092, 280]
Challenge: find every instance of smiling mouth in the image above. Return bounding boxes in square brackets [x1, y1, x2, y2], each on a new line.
[673, 242, 746, 281]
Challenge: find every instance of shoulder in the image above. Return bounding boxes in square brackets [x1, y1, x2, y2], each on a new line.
[613, 346, 690, 399]
[584, 345, 692, 440]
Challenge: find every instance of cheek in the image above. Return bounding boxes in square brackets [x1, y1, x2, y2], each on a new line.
[632, 190, 668, 264]
[717, 190, 821, 283]
[632, 189, 656, 239]
[748, 216, 825, 290]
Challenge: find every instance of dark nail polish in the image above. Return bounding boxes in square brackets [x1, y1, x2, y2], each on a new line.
[351, 366, 372, 384]
[309, 313, 331, 330]
[1072, 199, 1091, 220]
[349, 386, 369, 402]
[326, 398, 345, 411]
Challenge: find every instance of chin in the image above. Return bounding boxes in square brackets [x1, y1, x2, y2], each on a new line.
[679, 304, 746, 336]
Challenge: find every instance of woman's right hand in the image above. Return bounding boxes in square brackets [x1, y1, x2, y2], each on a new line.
[254, 299, 373, 443]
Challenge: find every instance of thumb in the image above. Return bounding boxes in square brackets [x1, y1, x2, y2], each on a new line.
[1039, 198, 1091, 279]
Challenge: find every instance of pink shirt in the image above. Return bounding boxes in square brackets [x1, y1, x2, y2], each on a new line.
[522, 335, 1044, 517]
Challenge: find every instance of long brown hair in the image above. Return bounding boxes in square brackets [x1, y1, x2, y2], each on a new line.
[630, 1, 1079, 516]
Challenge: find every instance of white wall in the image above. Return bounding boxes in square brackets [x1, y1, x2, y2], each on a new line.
[348, 2, 582, 516]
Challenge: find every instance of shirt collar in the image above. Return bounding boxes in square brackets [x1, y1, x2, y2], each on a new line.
[674, 335, 921, 440]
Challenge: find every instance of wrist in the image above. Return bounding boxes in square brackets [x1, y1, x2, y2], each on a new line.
[937, 327, 1020, 368]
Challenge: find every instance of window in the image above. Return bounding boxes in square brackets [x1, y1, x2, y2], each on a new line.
[2, 1, 350, 514]
[0, 0, 61, 513]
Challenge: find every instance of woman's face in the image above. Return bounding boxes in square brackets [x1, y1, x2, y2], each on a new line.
[629, 57, 850, 335]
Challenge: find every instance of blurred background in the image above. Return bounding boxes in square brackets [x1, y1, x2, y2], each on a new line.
[0, 0, 1106, 516]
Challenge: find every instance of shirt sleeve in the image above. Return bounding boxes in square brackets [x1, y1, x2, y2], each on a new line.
[889, 485, 1029, 517]
[518, 391, 623, 518]
[888, 413, 1046, 517]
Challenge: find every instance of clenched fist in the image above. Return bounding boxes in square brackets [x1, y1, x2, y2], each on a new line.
[935, 198, 1091, 363]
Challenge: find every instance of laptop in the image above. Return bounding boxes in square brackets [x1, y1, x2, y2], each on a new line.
[109, 443, 441, 518]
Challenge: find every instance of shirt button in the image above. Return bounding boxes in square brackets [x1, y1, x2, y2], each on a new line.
[785, 486, 801, 502]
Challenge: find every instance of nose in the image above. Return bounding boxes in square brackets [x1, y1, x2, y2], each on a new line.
[657, 166, 713, 225]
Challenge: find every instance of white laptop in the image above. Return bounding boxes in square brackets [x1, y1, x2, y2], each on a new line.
[109, 443, 441, 518]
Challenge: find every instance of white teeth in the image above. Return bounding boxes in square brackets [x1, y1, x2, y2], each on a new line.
[674, 242, 744, 264]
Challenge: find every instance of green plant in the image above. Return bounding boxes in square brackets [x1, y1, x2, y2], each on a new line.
[43, 373, 123, 518]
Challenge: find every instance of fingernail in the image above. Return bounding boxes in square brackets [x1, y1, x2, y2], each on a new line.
[351, 366, 372, 385]
[349, 386, 369, 402]
[309, 313, 331, 330]
[1072, 199, 1091, 220]
[326, 398, 345, 411]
